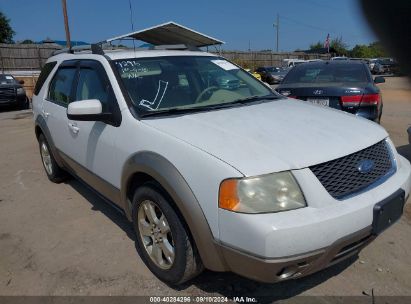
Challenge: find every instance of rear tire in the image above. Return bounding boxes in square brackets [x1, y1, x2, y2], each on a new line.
[38, 134, 67, 183]
[132, 183, 203, 285]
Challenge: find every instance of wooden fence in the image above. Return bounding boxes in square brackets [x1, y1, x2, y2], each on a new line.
[0, 43, 62, 71]
[0, 44, 62, 97]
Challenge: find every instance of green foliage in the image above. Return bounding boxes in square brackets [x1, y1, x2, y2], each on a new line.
[309, 35, 388, 58]
[20, 39, 35, 44]
[330, 36, 349, 55]
[309, 41, 323, 50]
[0, 11, 15, 43]
[350, 42, 388, 58]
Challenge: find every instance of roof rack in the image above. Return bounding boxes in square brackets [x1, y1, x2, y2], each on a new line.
[52, 43, 107, 56]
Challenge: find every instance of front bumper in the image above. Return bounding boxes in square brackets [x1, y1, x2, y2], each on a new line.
[217, 226, 373, 283]
[0, 93, 26, 106]
[216, 151, 411, 283]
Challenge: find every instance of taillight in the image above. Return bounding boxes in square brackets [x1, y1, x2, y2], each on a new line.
[288, 95, 297, 99]
[341, 95, 362, 106]
[341, 94, 380, 107]
[360, 94, 380, 105]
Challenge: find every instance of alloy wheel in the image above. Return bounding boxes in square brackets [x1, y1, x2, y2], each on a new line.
[138, 200, 175, 269]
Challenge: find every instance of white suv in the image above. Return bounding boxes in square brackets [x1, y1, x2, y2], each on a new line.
[32, 46, 411, 285]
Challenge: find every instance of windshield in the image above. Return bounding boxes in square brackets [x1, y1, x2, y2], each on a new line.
[282, 63, 368, 84]
[0, 75, 17, 85]
[114, 56, 275, 114]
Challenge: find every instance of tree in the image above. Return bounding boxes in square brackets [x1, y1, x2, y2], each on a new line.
[330, 36, 349, 55]
[350, 42, 388, 58]
[309, 41, 323, 50]
[0, 11, 15, 43]
[20, 39, 35, 44]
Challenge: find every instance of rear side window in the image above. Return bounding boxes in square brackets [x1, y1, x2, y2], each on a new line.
[34, 61, 57, 95]
[48, 67, 77, 105]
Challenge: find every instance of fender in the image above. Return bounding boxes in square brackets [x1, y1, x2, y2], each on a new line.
[35, 115, 65, 168]
[121, 151, 228, 272]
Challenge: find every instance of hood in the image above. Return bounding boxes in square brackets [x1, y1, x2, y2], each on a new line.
[142, 99, 388, 176]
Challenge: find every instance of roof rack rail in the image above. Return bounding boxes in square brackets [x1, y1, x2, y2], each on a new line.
[52, 43, 107, 56]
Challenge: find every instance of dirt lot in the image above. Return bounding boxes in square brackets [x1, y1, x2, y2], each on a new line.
[1, 77, 411, 301]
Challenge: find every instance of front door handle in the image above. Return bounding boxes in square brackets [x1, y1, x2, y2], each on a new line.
[68, 122, 79, 134]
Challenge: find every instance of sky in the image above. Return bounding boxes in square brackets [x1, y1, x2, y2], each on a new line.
[1, 0, 377, 51]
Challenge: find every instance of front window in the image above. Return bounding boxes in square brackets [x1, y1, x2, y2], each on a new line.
[114, 56, 277, 115]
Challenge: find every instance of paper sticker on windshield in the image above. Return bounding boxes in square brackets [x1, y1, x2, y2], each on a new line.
[211, 60, 239, 71]
[5, 76, 13, 80]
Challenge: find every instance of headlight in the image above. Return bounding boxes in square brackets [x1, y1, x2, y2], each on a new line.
[17, 87, 25, 95]
[219, 172, 306, 213]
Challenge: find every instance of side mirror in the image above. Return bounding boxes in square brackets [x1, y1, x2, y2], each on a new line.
[67, 99, 106, 121]
[374, 76, 385, 84]
[19, 80, 24, 85]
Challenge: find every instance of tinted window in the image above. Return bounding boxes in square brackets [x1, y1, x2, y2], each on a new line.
[34, 61, 57, 95]
[283, 64, 368, 84]
[75, 68, 109, 111]
[48, 67, 76, 105]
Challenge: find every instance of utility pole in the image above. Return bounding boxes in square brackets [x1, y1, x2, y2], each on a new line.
[273, 14, 279, 53]
[61, 0, 71, 49]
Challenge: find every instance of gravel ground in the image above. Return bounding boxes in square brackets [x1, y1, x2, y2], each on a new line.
[0, 77, 410, 302]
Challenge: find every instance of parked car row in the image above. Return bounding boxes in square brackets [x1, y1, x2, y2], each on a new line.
[370, 58, 401, 75]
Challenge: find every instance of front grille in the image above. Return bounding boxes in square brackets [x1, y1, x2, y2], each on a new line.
[310, 140, 394, 199]
[0, 87, 16, 102]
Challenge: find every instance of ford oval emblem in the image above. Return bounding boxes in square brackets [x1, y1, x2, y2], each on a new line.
[357, 159, 375, 174]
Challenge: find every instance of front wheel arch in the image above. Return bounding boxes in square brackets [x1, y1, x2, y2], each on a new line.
[121, 152, 228, 272]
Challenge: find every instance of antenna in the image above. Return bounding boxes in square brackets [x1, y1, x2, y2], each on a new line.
[128, 0, 136, 53]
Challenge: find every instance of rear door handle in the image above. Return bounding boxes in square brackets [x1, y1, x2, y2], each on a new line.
[68, 122, 79, 134]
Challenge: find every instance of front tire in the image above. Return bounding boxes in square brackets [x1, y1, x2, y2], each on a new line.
[38, 134, 66, 183]
[132, 183, 203, 285]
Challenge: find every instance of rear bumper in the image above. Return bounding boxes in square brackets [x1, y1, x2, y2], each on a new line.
[345, 105, 380, 121]
[217, 226, 373, 283]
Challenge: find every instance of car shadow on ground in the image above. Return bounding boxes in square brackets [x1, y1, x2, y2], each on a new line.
[66, 178, 357, 302]
[180, 258, 357, 302]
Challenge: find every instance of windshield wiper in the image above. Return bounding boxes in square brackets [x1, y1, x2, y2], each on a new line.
[139, 94, 281, 118]
[231, 94, 281, 104]
[140, 103, 242, 118]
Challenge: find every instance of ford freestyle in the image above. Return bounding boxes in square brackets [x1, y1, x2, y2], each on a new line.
[32, 46, 411, 285]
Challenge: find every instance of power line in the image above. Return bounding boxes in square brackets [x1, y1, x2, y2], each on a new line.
[280, 14, 368, 40]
